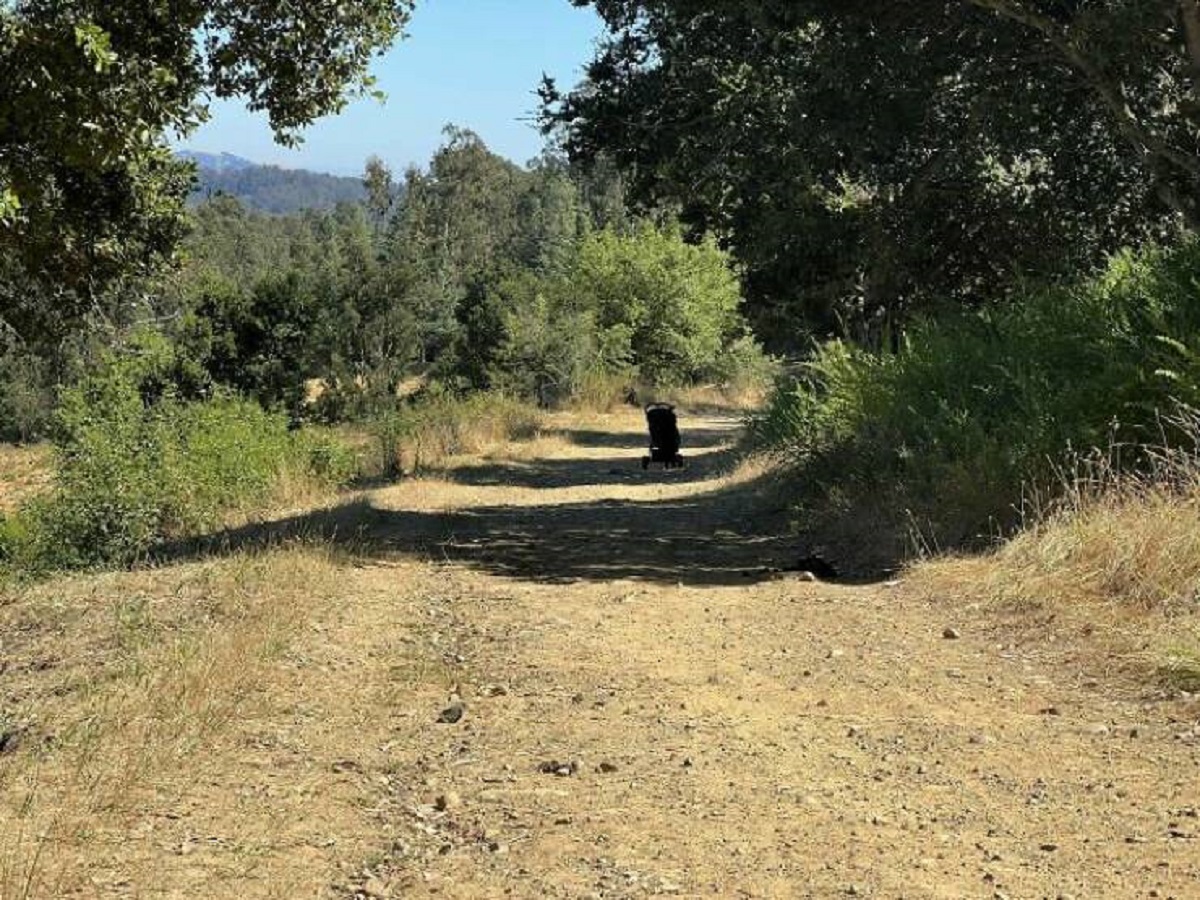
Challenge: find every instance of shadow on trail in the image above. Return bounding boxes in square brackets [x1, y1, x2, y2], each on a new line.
[156, 412, 887, 585]
[376, 483, 793, 585]
[161, 464, 819, 587]
[554, 425, 736, 452]
[443, 445, 734, 490]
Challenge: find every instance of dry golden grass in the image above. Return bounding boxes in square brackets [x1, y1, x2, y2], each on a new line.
[0, 546, 343, 898]
[410, 402, 542, 464]
[659, 381, 770, 412]
[370, 396, 545, 478]
[0, 445, 51, 515]
[569, 373, 770, 415]
[911, 460, 1200, 693]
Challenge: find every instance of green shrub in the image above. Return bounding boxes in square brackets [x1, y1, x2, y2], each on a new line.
[3, 339, 355, 574]
[445, 224, 771, 403]
[0, 338, 55, 442]
[571, 224, 748, 386]
[293, 428, 359, 485]
[748, 239, 1200, 561]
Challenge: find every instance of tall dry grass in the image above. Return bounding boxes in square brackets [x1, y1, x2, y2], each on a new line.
[913, 422, 1200, 692]
[371, 393, 544, 477]
[569, 373, 771, 417]
[0, 446, 50, 516]
[0, 547, 341, 898]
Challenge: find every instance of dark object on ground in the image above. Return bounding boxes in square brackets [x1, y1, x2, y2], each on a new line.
[787, 556, 838, 580]
[437, 702, 465, 724]
[0, 724, 25, 755]
[642, 403, 684, 470]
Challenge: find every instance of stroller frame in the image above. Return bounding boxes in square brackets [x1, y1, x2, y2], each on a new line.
[642, 402, 684, 470]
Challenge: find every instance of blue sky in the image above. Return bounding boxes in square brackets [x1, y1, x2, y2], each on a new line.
[181, 1, 604, 175]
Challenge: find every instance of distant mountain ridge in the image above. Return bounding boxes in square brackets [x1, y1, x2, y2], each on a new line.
[178, 150, 366, 214]
[177, 150, 258, 173]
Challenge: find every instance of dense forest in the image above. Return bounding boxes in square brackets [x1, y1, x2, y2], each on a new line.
[2, 126, 764, 434]
[5, 0, 1200, 570]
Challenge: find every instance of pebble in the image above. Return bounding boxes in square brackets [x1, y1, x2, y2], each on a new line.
[943, 627, 961, 640]
[437, 703, 465, 724]
[434, 792, 461, 812]
[362, 876, 389, 898]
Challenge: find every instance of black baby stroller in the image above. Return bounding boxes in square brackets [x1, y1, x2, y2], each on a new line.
[642, 402, 684, 470]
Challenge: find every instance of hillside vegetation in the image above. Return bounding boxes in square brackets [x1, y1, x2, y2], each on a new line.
[184, 152, 370, 214]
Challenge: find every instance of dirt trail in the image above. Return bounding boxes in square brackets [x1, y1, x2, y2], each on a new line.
[11, 411, 1198, 899]
[307, 411, 1198, 899]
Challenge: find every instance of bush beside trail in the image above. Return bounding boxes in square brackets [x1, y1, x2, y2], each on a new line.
[370, 391, 544, 478]
[0, 342, 354, 576]
[748, 240, 1200, 566]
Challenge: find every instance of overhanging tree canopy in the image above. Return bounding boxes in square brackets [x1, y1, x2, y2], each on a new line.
[543, 1, 1190, 345]
[0, 0, 414, 342]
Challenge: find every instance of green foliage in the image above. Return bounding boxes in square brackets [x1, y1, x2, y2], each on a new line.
[0, 0, 413, 345]
[441, 223, 768, 401]
[747, 239, 1200, 559]
[546, 1, 1181, 345]
[570, 225, 750, 385]
[446, 268, 606, 405]
[0, 336, 54, 442]
[2, 337, 353, 575]
[488, 272, 603, 406]
[169, 197, 420, 418]
[166, 137, 764, 417]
